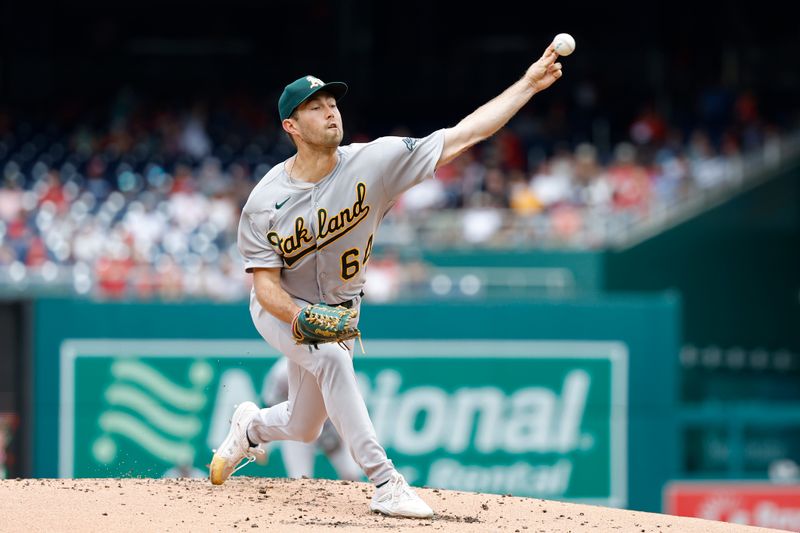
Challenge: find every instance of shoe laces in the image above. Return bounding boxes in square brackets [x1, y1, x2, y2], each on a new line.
[229, 445, 265, 476]
[212, 417, 265, 476]
[388, 474, 415, 503]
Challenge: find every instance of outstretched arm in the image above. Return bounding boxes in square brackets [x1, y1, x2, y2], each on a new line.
[437, 44, 563, 168]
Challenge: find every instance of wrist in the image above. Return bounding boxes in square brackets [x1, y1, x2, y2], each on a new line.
[522, 75, 539, 95]
[290, 307, 304, 339]
[290, 305, 304, 324]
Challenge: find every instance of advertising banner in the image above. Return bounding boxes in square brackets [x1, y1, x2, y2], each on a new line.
[664, 481, 800, 531]
[59, 339, 627, 506]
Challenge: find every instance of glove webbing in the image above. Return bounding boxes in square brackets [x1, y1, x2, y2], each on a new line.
[292, 306, 365, 353]
[306, 307, 355, 331]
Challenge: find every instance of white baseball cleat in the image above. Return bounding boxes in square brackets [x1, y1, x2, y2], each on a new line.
[209, 401, 263, 485]
[370, 472, 434, 518]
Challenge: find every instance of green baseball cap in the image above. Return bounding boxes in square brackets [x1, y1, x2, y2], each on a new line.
[278, 75, 348, 121]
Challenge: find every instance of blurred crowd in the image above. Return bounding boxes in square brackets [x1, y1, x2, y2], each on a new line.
[0, 85, 792, 300]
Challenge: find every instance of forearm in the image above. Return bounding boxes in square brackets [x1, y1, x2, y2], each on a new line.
[252, 268, 302, 323]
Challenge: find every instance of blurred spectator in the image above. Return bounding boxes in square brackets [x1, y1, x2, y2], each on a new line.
[0, 177, 23, 221]
[397, 177, 446, 213]
[38, 171, 66, 212]
[530, 159, 573, 209]
[487, 129, 526, 172]
[462, 197, 504, 245]
[509, 170, 541, 215]
[630, 103, 668, 146]
[483, 167, 510, 208]
[551, 204, 584, 242]
[688, 130, 728, 190]
[607, 142, 651, 213]
[364, 251, 402, 303]
[180, 106, 212, 160]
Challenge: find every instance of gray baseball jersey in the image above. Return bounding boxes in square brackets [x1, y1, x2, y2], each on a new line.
[238, 129, 445, 304]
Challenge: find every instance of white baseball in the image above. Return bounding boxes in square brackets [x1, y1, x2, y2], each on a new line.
[553, 33, 576, 56]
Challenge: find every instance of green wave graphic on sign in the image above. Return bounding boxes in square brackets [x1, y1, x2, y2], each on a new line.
[97, 411, 195, 465]
[110, 360, 208, 411]
[104, 384, 201, 437]
[93, 360, 213, 466]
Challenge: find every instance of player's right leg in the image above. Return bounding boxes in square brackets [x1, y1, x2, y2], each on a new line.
[209, 354, 328, 485]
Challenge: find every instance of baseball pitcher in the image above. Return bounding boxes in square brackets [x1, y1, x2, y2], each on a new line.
[210, 42, 564, 518]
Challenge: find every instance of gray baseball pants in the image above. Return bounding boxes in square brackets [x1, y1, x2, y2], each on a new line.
[245, 291, 395, 485]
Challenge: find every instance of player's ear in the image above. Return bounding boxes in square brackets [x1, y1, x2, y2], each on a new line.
[282, 118, 298, 136]
[282, 119, 298, 148]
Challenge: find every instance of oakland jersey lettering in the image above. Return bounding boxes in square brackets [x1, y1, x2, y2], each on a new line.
[266, 182, 371, 267]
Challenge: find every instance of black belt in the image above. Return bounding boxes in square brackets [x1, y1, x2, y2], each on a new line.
[333, 291, 364, 309]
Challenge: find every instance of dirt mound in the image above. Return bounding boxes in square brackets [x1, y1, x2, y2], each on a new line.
[0, 477, 787, 532]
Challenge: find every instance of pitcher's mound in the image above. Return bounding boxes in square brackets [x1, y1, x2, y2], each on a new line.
[0, 477, 787, 532]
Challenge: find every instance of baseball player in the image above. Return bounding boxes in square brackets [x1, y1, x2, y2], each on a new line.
[210, 42, 564, 518]
[262, 357, 363, 481]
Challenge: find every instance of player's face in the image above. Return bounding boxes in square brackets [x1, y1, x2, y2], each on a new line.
[294, 93, 343, 147]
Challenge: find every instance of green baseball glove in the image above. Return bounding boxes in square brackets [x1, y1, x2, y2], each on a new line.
[291, 303, 360, 346]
